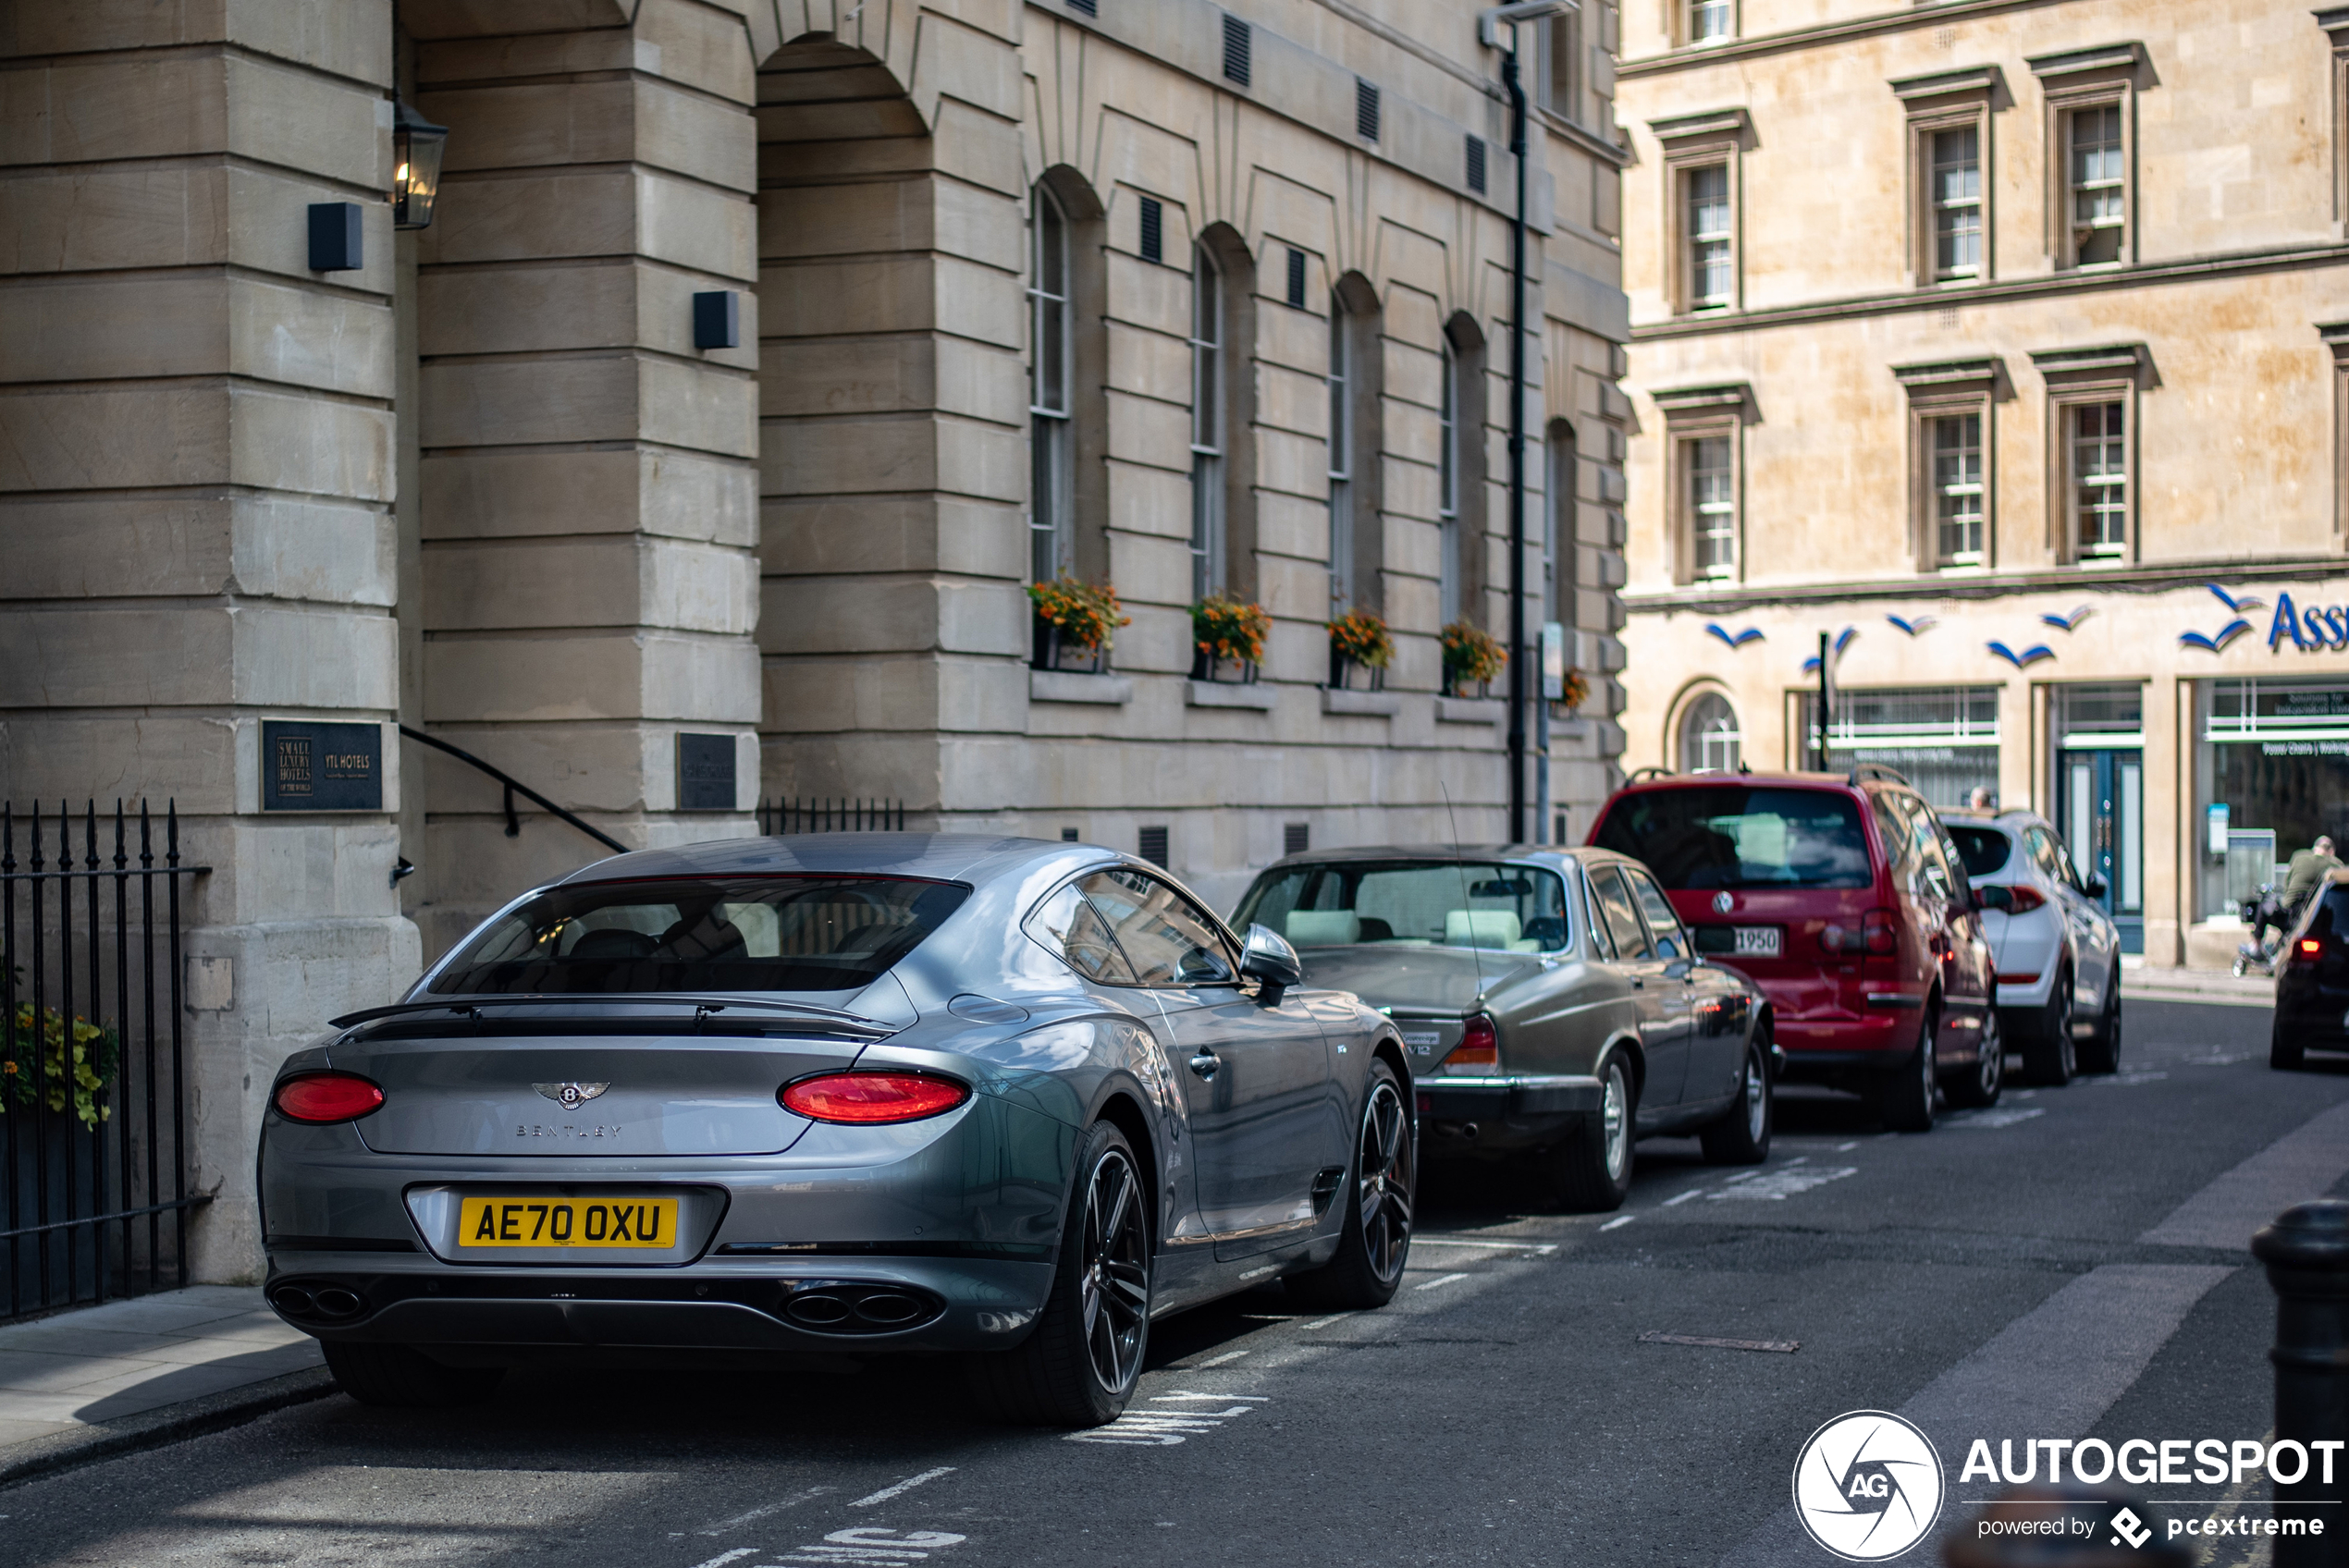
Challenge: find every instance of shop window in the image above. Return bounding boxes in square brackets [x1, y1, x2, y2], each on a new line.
[1680, 692, 1742, 773]
[2195, 680, 2349, 923]
[1805, 686, 2000, 809]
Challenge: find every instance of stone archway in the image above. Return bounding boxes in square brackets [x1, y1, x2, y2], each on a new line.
[751, 18, 1027, 816]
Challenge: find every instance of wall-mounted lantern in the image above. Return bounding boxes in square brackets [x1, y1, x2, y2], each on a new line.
[391, 100, 449, 230]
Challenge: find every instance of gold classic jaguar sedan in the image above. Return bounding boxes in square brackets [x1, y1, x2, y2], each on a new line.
[1230, 845, 1779, 1211]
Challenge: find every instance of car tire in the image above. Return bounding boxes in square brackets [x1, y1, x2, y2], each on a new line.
[1699, 1034, 1773, 1165]
[1942, 1007, 2005, 1109]
[1529, 1052, 1637, 1212]
[1285, 1063, 1416, 1311]
[321, 1341, 502, 1408]
[967, 1120, 1150, 1427]
[2271, 1020, 2306, 1072]
[2023, 971, 2076, 1086]
[1877, 1006, 1938, 1133]
[2077, 974, 2122, 1075]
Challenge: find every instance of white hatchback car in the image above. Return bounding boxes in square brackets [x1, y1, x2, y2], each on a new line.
[1943, 811, 2122, 1084]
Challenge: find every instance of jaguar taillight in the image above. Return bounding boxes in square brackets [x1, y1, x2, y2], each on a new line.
[1445, 1014, 1500, 1072]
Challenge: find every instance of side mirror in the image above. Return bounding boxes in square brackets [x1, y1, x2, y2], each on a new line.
[2084, 875, 2109, 900]
[1239, 923, 1304, 995]
[1973, 883, 2013, 913]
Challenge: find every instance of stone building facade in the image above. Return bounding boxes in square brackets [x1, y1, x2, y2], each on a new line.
[0, 0, 1629, 1280]
[1614, 0, 2349, 969]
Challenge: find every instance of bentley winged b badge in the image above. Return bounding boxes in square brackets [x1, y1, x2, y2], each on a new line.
[534, 1082, 610, 1109]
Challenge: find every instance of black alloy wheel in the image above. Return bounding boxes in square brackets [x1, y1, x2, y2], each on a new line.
[2077, 975, 2122, 1074]
[1878, 1006, 1938, 1133]
[1700, 1033, 1773, 1164]
[1943, 1008, 2004, 1109]
[968, 1121, 1150, 1427]
[1287, 1064, 1416, 1309]
[2024, 973, 2076, 1085]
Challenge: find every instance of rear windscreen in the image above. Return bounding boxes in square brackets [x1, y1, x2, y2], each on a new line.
[430, 876, 970, 995]
[1946, 826, 2013, 876]
[1233, 862, 1570, 951]
[1593, 787, 1873, 890]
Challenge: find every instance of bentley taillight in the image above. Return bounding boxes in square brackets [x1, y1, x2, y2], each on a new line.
[273, 1072, 384, 1124]
[781, 1072, 969, 1124]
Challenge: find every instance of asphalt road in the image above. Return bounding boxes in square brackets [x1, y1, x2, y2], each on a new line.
[5, 998, 2344, 1568]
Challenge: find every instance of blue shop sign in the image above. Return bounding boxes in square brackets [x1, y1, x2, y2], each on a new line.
[2268, 592, 2349, 652]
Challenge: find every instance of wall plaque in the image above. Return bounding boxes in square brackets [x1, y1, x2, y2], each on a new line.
[678, 732, 737, 811]
[263, 721, 383, 812]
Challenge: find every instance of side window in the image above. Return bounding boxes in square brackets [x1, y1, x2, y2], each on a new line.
[1590, 867, 1655, 960]
[1581, 872, 1616, 959]
[1625, 868, 1688, 959]
[2025, 827, 2071, 886]
[1080, 869, 1238, 986]
[1870, 792, 1917, 889]
[1024, 882, 1138, 985]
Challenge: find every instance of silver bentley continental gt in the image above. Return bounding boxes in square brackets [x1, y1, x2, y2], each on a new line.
[258, 834, 1416, 1427]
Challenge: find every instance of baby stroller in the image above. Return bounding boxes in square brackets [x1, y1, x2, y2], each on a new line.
[2233, 883, 2293, 978]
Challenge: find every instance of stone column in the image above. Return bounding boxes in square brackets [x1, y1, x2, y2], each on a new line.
[408, 0, 764, 960]
[0, 2, 418, 1280]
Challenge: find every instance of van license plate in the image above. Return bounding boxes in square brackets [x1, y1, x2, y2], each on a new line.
[458, 1195, 678, 1249]
[1733, 926, 1782, 958]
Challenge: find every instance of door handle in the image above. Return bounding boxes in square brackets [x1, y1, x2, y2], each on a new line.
[1187, 1050, 1220, 1080]
[1631, 979, 1645, 989]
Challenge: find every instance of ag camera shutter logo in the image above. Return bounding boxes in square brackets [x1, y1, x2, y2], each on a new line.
[1792, 1410, 1946, 1561]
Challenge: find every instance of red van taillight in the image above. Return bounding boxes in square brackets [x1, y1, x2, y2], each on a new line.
[1820, 910, 1900, 957]
[781, 1072, 969, 1124]
[273, 1072, 384, 1124]
[1448, 1014, 1500, 1069]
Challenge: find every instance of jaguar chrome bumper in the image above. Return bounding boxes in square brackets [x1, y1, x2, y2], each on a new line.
[1415, 1072, 1605, 1121]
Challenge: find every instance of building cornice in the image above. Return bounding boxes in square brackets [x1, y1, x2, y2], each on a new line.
[1631, 243, 2349, 341]
[1647, 105, 1752, 144]
[1621, 0, 2099, 80]
[1892, 356, 2003, 396]
[1623, 558, 2349, 614]
[2024, 42, 2146, 81]
[1888, 65, 2003, 104]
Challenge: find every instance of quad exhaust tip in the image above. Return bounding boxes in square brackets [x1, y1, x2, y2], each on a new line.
[782, 1283, 942, 1334]
[270, 1282, 368, 1322]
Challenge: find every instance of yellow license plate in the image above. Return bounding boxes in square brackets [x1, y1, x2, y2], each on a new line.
[458, 1195, 679, 1249]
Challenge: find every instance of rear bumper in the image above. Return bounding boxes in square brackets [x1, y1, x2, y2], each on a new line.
[1777, 1011, 1912, 1070]
[262, 1252, 1055, 1355]
[1414, 1073, 1603, 1154]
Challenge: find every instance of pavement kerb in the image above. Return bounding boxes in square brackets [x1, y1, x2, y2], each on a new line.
[0, 1366, 340, 1491]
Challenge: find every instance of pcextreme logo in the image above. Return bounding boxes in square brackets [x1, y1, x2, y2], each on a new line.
[1792, 1411, 1946, 1562]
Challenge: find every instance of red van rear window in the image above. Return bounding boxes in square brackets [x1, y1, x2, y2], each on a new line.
[1594, 786, 1873, 890]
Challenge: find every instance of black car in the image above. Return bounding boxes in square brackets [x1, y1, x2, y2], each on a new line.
[2272, 868, 2349, 1068]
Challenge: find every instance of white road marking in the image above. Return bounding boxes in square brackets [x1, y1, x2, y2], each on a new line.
[1298, 1314, 1350, 1329]
[1599, 1215, 1636, 1231]
[2089, 1070, 2170, 1086]
[2141, 1098, 2349, 1250]
[1414, 1271, 1471, 1289]
[1704, 1167, 1856, 1201]
[1663, 1189, 1701, 1207]
[773, 1527, 967, 1567]
[1835, 1141, 1859, 1151]
[1943, 1107, 2046, 1129]
[1413, 1235, 1550, 1249]
[698, 1487, 833, 1535]
[1065, 1393, 1266, 1446]
[688, 1550, 759, 1568]
[1198, 1350, 1248, 1366]
[846, 1469, 955, 1509]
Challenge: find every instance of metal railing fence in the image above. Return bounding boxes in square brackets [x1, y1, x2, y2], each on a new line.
[2, 802, 209, 1322]
[756, 799, 906, 835]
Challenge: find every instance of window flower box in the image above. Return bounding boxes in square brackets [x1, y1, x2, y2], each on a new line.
[1326, 608, 1392, 692]
[1028, 578, 1129, 674]
[1441, 619, 1507, 699]
[1190, 594, 1270, 684]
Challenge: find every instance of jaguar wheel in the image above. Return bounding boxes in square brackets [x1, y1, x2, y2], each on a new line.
[1943, 1008, 2005, 1109]
[1529, 1052, 1635, 1212]
[968, 1121, 1150, 1427]
[1699, 1034, 1773, 1164]
[1286, 1063, 1415, 1310]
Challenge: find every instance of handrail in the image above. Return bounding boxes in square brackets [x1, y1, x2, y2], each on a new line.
[397, 726, 629, 855]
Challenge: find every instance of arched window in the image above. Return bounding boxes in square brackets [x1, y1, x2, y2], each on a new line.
[1680, 692, 1743, 774]
[1028, 183, 1073, 582]
[1190, 241, 1225, 601]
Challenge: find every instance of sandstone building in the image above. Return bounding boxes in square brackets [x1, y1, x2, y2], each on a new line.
[1615, 0, 2349, 968]
[0, 0, 1629, 1280]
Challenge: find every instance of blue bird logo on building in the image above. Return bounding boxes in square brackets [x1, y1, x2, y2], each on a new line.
[2179, 583, 2260, 652]
[2039, 605, 2094, 633]
[1886, 613, 1938, 637]
[1706, 623, 1765, 649]
[1801, 627, 1857, 675]
[1987, 641, 2055, 668]
[2208, 583, 2267, 615]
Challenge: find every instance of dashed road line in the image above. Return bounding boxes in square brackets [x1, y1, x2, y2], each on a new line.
[1663, 1189, 1702, 1207]
[1413, 1271, 1471, 1289]
[1198, 1349, 1248, 1366]
[698, 1488, 834, 1536]
[1705, 1166, 1857, 1201]
[1599, 1215, 1636, 1231]
[847, 1469, 955, 1509]
[1943, 1107, 2046, 1129]
[689, 1550, 760, 1568]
